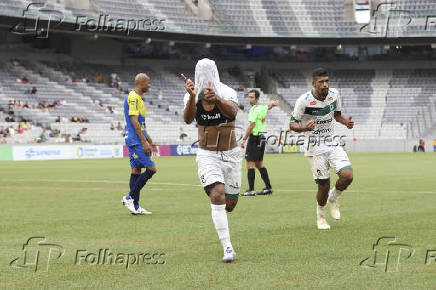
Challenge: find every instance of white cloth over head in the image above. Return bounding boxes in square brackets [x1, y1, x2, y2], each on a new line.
[184, 58, 238, 108]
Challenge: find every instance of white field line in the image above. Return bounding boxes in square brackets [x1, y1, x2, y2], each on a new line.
[2, 179, 436, 194]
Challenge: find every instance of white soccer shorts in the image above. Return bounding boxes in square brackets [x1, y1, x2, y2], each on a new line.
[196, 147, 242, 196]
[307, 146, 352, 180]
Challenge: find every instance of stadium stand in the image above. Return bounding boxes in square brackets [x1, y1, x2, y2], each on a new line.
[1, 52, 435, 144]
[2, 0, 435, 36]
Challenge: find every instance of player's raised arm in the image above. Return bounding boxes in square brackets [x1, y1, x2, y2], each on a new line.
[268, 100, 279, 110]
[182, 73, 196, 124]
[204, 81, 238, 119]
[334, 112, 354, 129]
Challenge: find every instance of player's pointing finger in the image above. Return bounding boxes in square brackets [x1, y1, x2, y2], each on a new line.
[181, 74, 187, 83]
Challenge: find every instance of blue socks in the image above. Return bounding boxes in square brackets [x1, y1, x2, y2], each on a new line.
[129, 169, 156, 209]
[126, 174, 140, 200]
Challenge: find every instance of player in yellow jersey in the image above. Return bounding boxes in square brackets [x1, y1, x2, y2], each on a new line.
[121, 73, 157, 215]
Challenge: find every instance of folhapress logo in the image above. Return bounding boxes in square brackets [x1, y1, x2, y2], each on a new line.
[9, 237, 65, 272]
[360, 236, 436, 272]
[10, 2, 64, 38]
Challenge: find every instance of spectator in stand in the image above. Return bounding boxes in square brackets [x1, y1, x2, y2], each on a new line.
[72, 115, 78, 122]
[116, 122, 122, 130]
[178, 127, 188, 141]
[158, 88, 163, 100]
[56, 116, 61, 122]
[110, 123, 115, 130]
[22, 76, 29, 84]
[37, 129, 48, 143]
[17, 124, 23, 134]
[97, 73, 104, 83]
[418, 139, 425, 152]
[0, 127, 6, 144]
[22, 122, 28, 130]
[107, 106, 114, 114]
[5, 114, 15, 122]
[23, 101, 30, 109]
[31, 87, 37, 94]
[72, 128, 87, 142]
[8, 126, 15, 137]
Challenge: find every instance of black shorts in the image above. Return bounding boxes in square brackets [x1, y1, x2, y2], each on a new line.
[245, 134, 266, 162]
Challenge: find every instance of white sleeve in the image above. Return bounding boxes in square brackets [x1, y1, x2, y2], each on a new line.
[291, 97, 305, 122]
[332, 88, 341, 111]
[220, 86, 238, 104]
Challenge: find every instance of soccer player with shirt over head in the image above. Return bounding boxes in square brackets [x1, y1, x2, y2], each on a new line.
[121, 73, 157, 215]
[182, 58, 241, 263]
[289, 68, 354, 230]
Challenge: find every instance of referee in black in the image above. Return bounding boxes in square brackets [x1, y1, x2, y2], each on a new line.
[241, 89, 278, 196]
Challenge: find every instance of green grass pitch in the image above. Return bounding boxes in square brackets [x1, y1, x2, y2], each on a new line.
[1, 153, 436, 289]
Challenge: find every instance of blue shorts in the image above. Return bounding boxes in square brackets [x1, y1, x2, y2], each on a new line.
[128, 144, 155, 169]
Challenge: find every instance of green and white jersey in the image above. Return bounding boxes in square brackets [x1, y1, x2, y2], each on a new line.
[290, 88, 341, 156]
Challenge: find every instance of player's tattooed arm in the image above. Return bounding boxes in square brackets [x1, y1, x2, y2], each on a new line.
[289, 119, 315, 132]
[334, 111, 354, 129]
[204, 81, 238, 119]
[216, 98, 238, 119]
[181, 73, 196, 124]
[130, 115, 152, 155]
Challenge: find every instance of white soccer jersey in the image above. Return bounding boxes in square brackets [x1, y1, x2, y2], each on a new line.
[290, 88, 342, 156]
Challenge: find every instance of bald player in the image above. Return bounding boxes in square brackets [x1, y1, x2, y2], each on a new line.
[121, 73, 157, 215]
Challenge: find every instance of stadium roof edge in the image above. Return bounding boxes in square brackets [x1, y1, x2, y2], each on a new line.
[1, 15, 436, 46]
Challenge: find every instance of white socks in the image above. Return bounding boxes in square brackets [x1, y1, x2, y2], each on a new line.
[328, 186, 343, 202]
[317, 204, 327, 219]
[211, 204, 232, 251]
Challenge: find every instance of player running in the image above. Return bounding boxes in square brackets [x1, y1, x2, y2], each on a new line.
[241, 89, 278, 196]
[289, 68, 354, 230]
[182, 58, 241, 263]
[121, 73, 157, 215]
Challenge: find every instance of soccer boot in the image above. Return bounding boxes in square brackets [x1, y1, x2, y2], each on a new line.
[257, 188, 273, 195]
[222, 247, 236, 263]
[122, 195, 137, 214]
[241, 190, 255, 196]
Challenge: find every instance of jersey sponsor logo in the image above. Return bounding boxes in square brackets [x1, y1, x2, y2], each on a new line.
[200, 112, 221, 120]
[310, 100, 317, 106]
[132, 153, 139, 159]
[304, 100, 337, 116]
[316, 117, 333, 124]
[312, 128, 332, 135]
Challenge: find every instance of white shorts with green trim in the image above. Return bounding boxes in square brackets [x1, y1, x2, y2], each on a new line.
[196, 147, 242, 195]
[307, 146, 352, 180]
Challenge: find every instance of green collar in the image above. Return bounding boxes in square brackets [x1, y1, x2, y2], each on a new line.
[311, 90, 326, 102]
